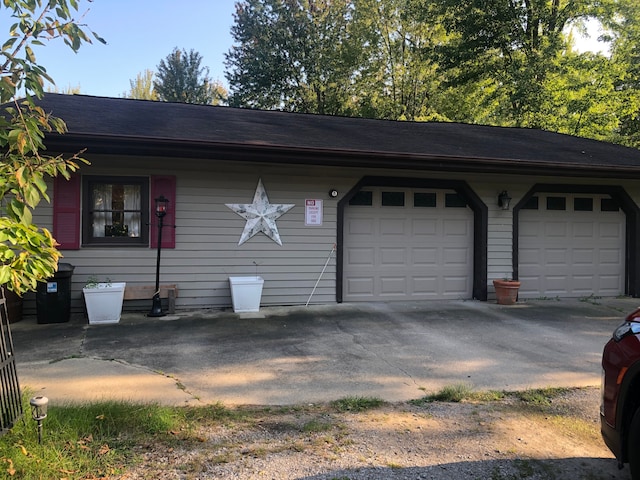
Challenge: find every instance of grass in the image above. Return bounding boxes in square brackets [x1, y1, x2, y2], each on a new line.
[410, 384, 574, 407]
[330, 396, 385, 412]
[0, 395, 186, 479]
[410, 383, 506, 405]
[0, 386, 585, 478]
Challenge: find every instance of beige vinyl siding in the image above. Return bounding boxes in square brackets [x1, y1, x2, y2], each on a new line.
[37, 157, 358, 313]
[22, 157, 640, 315]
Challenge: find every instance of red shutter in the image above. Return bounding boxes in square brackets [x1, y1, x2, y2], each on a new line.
[150, 175, 176, 249]
[53, 174, 81, 250]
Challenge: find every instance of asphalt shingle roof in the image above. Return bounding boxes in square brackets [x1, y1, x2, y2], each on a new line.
[33, 93, 640, 177]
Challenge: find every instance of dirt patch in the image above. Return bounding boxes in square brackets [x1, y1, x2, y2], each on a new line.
[120, 387, 627, 479]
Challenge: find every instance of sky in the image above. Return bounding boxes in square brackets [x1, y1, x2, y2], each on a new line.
[16, 0, 238, 97]
[4, 0, 610, 98]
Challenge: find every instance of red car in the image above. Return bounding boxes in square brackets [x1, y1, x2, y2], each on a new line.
[601, 307, 640, 479]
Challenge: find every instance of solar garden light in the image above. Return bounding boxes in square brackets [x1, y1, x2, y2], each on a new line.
[29, 396, 48, 444]
[148, 195, 169, 317]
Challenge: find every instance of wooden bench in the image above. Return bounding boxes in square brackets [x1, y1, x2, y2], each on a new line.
[124, 284, 178, 314]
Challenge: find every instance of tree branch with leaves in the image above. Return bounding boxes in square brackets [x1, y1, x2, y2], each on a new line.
[0, 0, 104, 294]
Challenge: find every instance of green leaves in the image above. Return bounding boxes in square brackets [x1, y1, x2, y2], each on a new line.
[153, 48, 223, 105]
[0, 1, 98, 292]
[0, 217, 61, 294]
[225, 0, 640, 144]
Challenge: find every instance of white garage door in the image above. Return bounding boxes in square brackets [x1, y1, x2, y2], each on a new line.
[519, 194, 625, 298]
[343, 188, 474, 301]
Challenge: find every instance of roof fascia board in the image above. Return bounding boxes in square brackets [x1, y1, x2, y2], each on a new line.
[44, 133, 640, 180]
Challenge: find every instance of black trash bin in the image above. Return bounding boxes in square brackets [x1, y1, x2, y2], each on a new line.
[36, 263, 75, 324]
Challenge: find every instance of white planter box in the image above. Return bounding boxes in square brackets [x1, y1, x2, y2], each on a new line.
[83, 282, 126, 324]
[229, 276, 264, 313]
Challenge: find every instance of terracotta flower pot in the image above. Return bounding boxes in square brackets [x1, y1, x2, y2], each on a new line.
[493, 279, 521, 305]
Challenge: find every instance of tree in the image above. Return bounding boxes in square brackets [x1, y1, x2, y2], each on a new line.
[0, 0, 104, 294]
[605, 0, 640, 148]
[154, 48, 225, 105]
[428, 0, 618, 128]
[353, 0, 447, 121]
[124, 69, 157, 100]
[225, 0, 369, 115]
[47, 83, 82, 94]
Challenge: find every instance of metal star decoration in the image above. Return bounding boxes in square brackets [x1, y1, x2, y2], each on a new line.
[226, 178, 295, 246]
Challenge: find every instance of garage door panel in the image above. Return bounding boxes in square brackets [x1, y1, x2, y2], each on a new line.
[345, 277, 374, 297]
[519, 248, 541, 266]
[347, 248, 375, 266]
[443, 276, 470, 295]
[412, 219, 438, 235]
[520, 222, 542, 237]
[572, 249, 594, 265]
[444, 219, 470, 236]
[519, 196, 624, 298]
[600, 222, 624, 239]
[573, 222, 595, 238]
[348, 218, 374, 235]
[380, 248, 406, 266]
[600, 275, 623, 292]
[380, 218, 406, 236]
[413, 276, 438, 294]
[344, 188, 473, 301]
[571, 275, 594, 292]
[444, 247, 470, 265]
[600, 248, 623, 264]
[545, 248, 569, 266]
[380, 276, 406, 295]
[546, 276, 569, 293]
[412, 248, 438, 265]
[545, 222, 568, 237]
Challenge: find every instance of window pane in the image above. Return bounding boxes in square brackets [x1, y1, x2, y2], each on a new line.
[349, 191, 373, 206]
[522, 196, 539, 210]
[546, 196, 566, 211]
[574, 197, 593, 212]
[91, 183, 141, 238]
[601, 198, 620, 212]
[414, 192, 436, 207]
[445, 193, 466, 208]
[382, 191, 404, 206]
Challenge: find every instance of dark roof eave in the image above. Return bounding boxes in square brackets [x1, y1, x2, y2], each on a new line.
[44, 133, 640, 180]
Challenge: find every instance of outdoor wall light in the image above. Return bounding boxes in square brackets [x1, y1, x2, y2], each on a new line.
[329, 189, 339, 198]
[29, 396, 48, 444]
[498, 190, 512, 210]
[149, 195, 169, 317]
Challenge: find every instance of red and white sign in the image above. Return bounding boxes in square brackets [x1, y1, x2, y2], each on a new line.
[305, 199, 323, 226]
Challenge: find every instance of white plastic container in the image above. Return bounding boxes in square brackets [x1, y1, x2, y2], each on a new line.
[229, 276, 264, 313]
[83, 282, 126, 324]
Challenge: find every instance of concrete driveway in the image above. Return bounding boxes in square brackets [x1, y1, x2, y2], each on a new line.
[10, 297, 637, 406]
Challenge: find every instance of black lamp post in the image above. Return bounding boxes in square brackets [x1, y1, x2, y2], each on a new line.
[148, 195, 169, 317]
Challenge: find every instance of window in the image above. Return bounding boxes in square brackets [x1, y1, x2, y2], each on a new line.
[546, 196, 566, 211]
[522, 196, 539, 210]
[349, 191, 373, 206]
[602, 198, 620, 212]
[574, 197, 593, 212]
[83, 176, 150, 246]
[414, 192, 436, 208]
[445, 193, 467, 208]
[382, 191, 405, 206]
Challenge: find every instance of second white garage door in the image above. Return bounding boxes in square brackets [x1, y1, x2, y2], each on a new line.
[519, 194, 625, 298]
[343, 188, 474, 301]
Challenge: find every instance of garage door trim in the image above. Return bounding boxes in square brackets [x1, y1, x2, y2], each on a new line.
[337, 176, 488, 302]
[513, 184, 640, 297]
